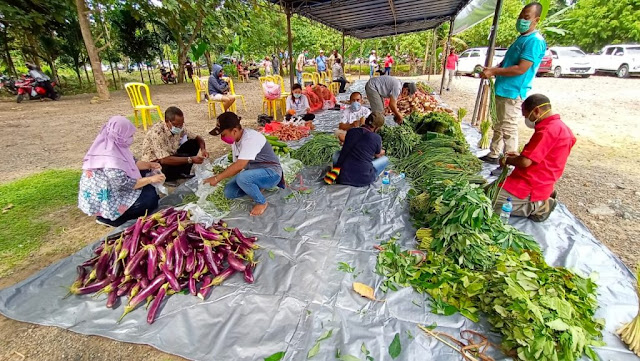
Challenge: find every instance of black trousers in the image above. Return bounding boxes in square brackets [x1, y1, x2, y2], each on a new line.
[333, 77, 347, 93]
[285, 113, 315, 121]
[162, 139, 200, 181]
[97, 184, 159, 227]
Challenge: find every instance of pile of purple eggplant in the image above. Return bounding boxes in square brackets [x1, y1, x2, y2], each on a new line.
[69, 207, 258, 324]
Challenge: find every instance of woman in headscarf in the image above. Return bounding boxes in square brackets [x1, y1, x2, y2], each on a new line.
[208, 64, 236, 111]
[78, 116, 165, 227]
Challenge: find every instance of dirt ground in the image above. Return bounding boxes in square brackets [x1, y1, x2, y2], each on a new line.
[0, 74, 639, 360]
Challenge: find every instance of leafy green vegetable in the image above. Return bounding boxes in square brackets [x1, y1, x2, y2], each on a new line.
[307, 342, 320, 359]
[338, 355, 360, 361]
[292, 134, 341, 166]
[268, 250, 275, 260]
[264, 351, 285, 361]
[379, 124, 421, 158]
[337, 262, 355, 273]
[317, 329, 333, 342]
[361, 342, 374, 361]
[388, 333, 402, 359]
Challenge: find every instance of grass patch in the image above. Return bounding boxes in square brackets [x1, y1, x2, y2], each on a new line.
[126, 112, 162, 124]
[0, 169, 81, 276]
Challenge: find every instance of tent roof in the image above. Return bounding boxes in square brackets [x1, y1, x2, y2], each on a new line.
[269, 0, 474, 39]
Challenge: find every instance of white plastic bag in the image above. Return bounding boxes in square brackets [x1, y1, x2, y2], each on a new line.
[149, 169, 168, 196]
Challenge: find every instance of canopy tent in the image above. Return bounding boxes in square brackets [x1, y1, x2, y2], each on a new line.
[452, 0, 498, 35]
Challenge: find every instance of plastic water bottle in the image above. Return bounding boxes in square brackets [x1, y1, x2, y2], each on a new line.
[500, 197, 513, 224]
[390, 172, 406, 184]
[381, 171, 390, 192]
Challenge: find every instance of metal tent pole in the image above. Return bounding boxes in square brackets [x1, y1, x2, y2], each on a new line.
[471, 0, 504, 124]
[428, 28, 436, 81]
[341, 32, 345, 71]
[286, 5, 295, 87]
[439, 19, 455, 94]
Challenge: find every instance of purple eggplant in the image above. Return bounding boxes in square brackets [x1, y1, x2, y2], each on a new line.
[147, 283, 169, 324]
[188, 272, 197, 296]
[207, 267, 236, 287]
[71, 278, 111, 295]
[82, 255, 100, 267]
[202, 241, 220, 276]
[160, 264, 181, 292]
[157, 245, 166, 263]
[177, 232, 191, 256]
[244, 263, 255, 284]
[124, 246, 148, 276]
[153, 223, 178, 246]
[131, 265, 145, 280]
[142, 218, 157, 234]
[185, 250, 196, 273]
[147, 245, 157, 280]
[118, 274, 166, 322]
[174, 242, 184, 278]
[165, 243, 175, 270]
[106, 289, 118, 308]
[194, 224, 223, 241]
[129, 217, 145, 257]
[193, 253, 206, 279]
[117, 281, 134, 297]
[197, 276, 213, 300]
[149, 230, 160, 239]
[232, 228, 258, 249]
[95, 249, 111, 281]
[227, 253, 247, 272]
[166, 212, 178, 225]
[140, 277, 149, 290]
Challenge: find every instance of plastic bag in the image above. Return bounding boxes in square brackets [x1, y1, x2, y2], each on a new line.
[149, 169, 168, 196]
[279, 155, 304, 186]
[262, 81, 281, 100]
[184, 157, 233, 219]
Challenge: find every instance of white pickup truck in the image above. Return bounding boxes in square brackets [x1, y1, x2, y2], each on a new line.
[590, 44, 640, 78]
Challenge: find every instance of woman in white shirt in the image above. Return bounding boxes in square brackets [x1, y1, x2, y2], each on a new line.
[285, 83, 315, 121]
[334, 91, 370, 143]
[369, 50, 377, 78]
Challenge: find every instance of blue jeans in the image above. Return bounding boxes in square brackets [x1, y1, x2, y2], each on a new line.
[370, 65, 375, 77]
[224, 167, 281, 204]
[332, 151, 389, 177]
[296, 70, 303, 85]
[385, 67, 391, 75]
[97, 184, 159, 227]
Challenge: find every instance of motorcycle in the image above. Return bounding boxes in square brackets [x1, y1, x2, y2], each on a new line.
[248, 67, 261, 80]
[0, 74, 18, 95]
[160, 67, 177, 84]
[15, 76, 60, 103]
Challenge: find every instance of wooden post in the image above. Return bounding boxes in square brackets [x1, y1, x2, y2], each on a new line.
[428, 28, 436, 81]
[341, 32, 345, 71]
[440, 19, 455, 94]
[286, 5, 295, 88]
[472, 0, 505, 125]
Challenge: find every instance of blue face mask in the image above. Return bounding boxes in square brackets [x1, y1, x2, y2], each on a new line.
[516, 19, 532, 33]
[293, 93, 302, 99]
[350, 102, 361, 111]
[170, 126, 182, 135]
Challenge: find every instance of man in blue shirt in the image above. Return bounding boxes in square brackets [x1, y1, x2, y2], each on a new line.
[480, 2, 547, 165]
[315, 50, 328, 73]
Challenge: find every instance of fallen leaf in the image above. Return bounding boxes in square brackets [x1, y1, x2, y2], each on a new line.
[307, 342, 320, 359]
[268, 250, 275, 260]
[265, 351, 285, 361]
[2, 203, 14, 213]
[388, 333, 402, 359]
[339, 355, 360, 361]
[284, 226, 296, 232]
[353, 282, 380, 301]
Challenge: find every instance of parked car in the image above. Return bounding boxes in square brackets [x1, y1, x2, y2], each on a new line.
[547, 47, 594, 78]
[456, 47, 507, 76]
[537, 49, 553, 76]
[591, 44, 640, 78]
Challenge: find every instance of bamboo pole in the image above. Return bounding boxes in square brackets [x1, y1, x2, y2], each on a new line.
[440, 19, 455, 94]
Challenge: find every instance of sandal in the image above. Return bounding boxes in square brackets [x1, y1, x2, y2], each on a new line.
[528, 198, 557, 222]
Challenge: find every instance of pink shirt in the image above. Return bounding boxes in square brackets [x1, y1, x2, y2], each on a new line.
[446, 54, 459, 70]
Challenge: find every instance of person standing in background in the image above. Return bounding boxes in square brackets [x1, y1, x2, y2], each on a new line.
[264, 56, 273, 76]
[384, 53, 394, 75]
[296, 50, 307, 85]
[315, 50, 328, 74]
[272, 55, 280, 76]
[328, 50, 343, 70]
[445, 49, 459, 91]
[480, 2, 547, 166]
[369, 50, 378, 77]
[184, 59, 194, 82]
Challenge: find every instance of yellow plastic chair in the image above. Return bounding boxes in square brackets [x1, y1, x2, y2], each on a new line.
[302, 72, 315, 86]
[326, 69, 333, 83]
[201, 77, 226, 119]
[259, 76, 283, 118]
[193, 76, 207, 103]
[271, 74, 290, 111]
[124, 82, 163, 131]
[329, 81, 340, 96]
[221, 77, 247, 113]
[320, 71, 329, 85]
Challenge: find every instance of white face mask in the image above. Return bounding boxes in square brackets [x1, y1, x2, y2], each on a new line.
[524, 103, 551, 129]
[525, 118, 536, 129]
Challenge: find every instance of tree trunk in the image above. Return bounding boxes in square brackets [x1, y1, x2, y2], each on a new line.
[422, 32, 431, 75]
[139, 63, 144, 82]
[75, 0, 109, 100]
[204, 50, 212, 73]
[84, 62, 91, 85]
[115, 65, 121, 89]
[175, 16, 204, 84]
[147, 66, 153, 84]
[1, 26, 16, 77]
[74, 58, 83, 86]
[109, 60, 117, 89]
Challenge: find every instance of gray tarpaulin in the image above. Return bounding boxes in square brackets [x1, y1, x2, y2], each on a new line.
[452, 0, 497, 35]
[0, 81, 638, 361]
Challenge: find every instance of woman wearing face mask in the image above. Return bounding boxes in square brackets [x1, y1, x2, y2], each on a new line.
[493, 94, 576, 222]
[285, 83, 315, 121]
[79, 116, 165, 227]
[335, 91, 371, 143]
[208, 64, 236, 111]
[205, 112, 283, 216]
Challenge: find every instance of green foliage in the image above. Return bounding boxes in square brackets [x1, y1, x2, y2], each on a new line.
[111, 7, 156, 64]
[459, 0, 524, 48]
[0, 170, 81, 276]
[379, 124, 421, 159]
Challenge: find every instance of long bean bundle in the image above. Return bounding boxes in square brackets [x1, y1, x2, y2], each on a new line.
[380, 124, 421, 158]
[291, 134, 341, 166]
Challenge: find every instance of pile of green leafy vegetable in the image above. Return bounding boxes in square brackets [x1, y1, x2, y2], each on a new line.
[404, 111, 464, 143]
[379, 124, 421, 158]
[376, 240, 604, 361]
[291, 134, 342, 166]
[374, 122, 604, 361]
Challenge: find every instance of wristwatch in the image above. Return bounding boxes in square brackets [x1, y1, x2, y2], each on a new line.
[187, 157, 193, 164]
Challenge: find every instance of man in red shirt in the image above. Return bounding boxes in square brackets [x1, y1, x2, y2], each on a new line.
[494, 94, 576, 222]
[384, 53, 394, 75]
[445, 48, 459, 91]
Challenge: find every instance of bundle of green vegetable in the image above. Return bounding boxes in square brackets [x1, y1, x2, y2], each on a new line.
[416, 81, 433, 94]
[404, 111, 465, 144]
[265, 135, 292, 156]
[291, 134, 341, 166]
[69, 207, 259, 324]
[376, 240, 604, 361]
[379, 124, 421, 158]
[618, 265, 640, 356]
[484, 165, 509, 207]
[478, 79, 497, 149]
